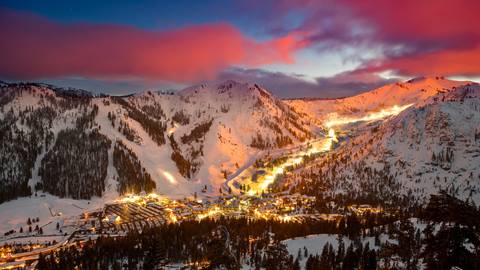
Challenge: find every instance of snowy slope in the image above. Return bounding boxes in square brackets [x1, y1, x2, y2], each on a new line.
[2, 77, 479, 210]
[290, 83, 480, 205]
[0, 80, 316, 204]
[286, 77, 473, 125]
[127, 81, 315, 190]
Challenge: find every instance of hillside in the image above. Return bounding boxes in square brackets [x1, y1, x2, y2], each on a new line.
[286, 82, 480, 206]
[0, 81, 316, 203]
[1, 77, 478, 207]
[286, 76, 473, 126]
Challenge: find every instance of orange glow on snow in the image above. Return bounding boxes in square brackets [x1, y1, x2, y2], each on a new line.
[324, 104, 413, 128]
[248, 104, 410, 195]
[162, 171, 177, 185]
[250, 129, 337, 195]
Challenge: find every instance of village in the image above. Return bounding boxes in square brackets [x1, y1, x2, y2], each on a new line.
[75, 193, 329, 233]
[61, 192, 386, 234]
[0, 191, 384, 269]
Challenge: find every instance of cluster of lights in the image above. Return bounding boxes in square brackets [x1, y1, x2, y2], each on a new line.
[109, 193, 322, 228]
[164, 208, 178, 223]
[107, 193, 182, 224]
[117, 193, 163, 204]
[0, 243, 48, 264]
[249, 128, 337, 196]
[251, 208, 297, 222]
[349, 205, 383, 215]
[197, 206, 222, 221]
[0, 246, 13, 260]
[106, 193, 384, 231]
[194, 195, 313, 223]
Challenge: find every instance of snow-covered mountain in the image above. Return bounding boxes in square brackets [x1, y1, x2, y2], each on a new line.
[0, 80, 316, 203]
[288, 81, 480, 206]
[286, 76, 473, 125]
[1, 77, 479, 206]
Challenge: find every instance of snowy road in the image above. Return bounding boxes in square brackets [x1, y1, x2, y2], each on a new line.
[224, 132, 336, 195]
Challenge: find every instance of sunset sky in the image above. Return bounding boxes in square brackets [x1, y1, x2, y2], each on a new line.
[1, 0, 479, 98]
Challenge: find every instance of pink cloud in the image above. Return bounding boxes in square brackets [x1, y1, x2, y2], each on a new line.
[345, 0, 480, 45]
[343, 0, 480, 77]
[272, 0, 480, 77]
[0, 9, 304, 82]
[365, 46, 480, 77]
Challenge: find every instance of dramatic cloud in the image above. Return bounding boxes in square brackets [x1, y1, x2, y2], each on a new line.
[343, 0, 480, 77]
[346, 0, 479, 47]
[218, 68, 395, 99]
[363, 47, 480, 77]
[260, 0, 480, 78]
[1, 1, 478, 98]
[0, 8, 304, 82]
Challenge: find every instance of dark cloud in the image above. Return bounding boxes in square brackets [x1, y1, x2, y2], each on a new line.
[217, 68, 396, 99]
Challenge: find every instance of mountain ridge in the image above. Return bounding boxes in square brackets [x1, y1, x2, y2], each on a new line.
[0, 80, 315, 203]
[286, 76, 477, 125]
[0, 77, 478, 205]
[286, 83, 480, 206]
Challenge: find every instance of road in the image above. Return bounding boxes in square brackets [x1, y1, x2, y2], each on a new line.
[224, 130, 336, 195]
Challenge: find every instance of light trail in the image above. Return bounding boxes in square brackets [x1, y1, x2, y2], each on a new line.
[162, 171, 177, 184]
[168, 124, 178, 135]
[247, 104, 412, 196]
[324, 104, 413, 128]
[250, 128, 337, 195]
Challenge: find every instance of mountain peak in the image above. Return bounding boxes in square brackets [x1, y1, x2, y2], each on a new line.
[217, 79, 243, 87]
[405, 76, 446, 84]
[215, 80, 248, 93]
[179, 79, 267, 97]
[0, 81, 99, 97]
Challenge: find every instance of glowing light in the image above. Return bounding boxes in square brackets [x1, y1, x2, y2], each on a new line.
[197, 206, 222, 220]
[169, 213, 178, 223]
[162, 171, 177, 184]
[164, 208, 178, 223]
[147, 193, 160, 200]
[1, 263, 26, 269]
[235, 104, 411, 199]
[117, 194, 141, 203]
[278, 215, 293, 222]
[259, 175, 275, 191]
[324, 104, 413, 128]
[349, 205, 383, 215]
[328, 128, 335, 138]
[168, 123, 178, 135]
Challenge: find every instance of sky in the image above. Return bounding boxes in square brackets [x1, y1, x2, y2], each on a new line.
[0, 0, 479, 98]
